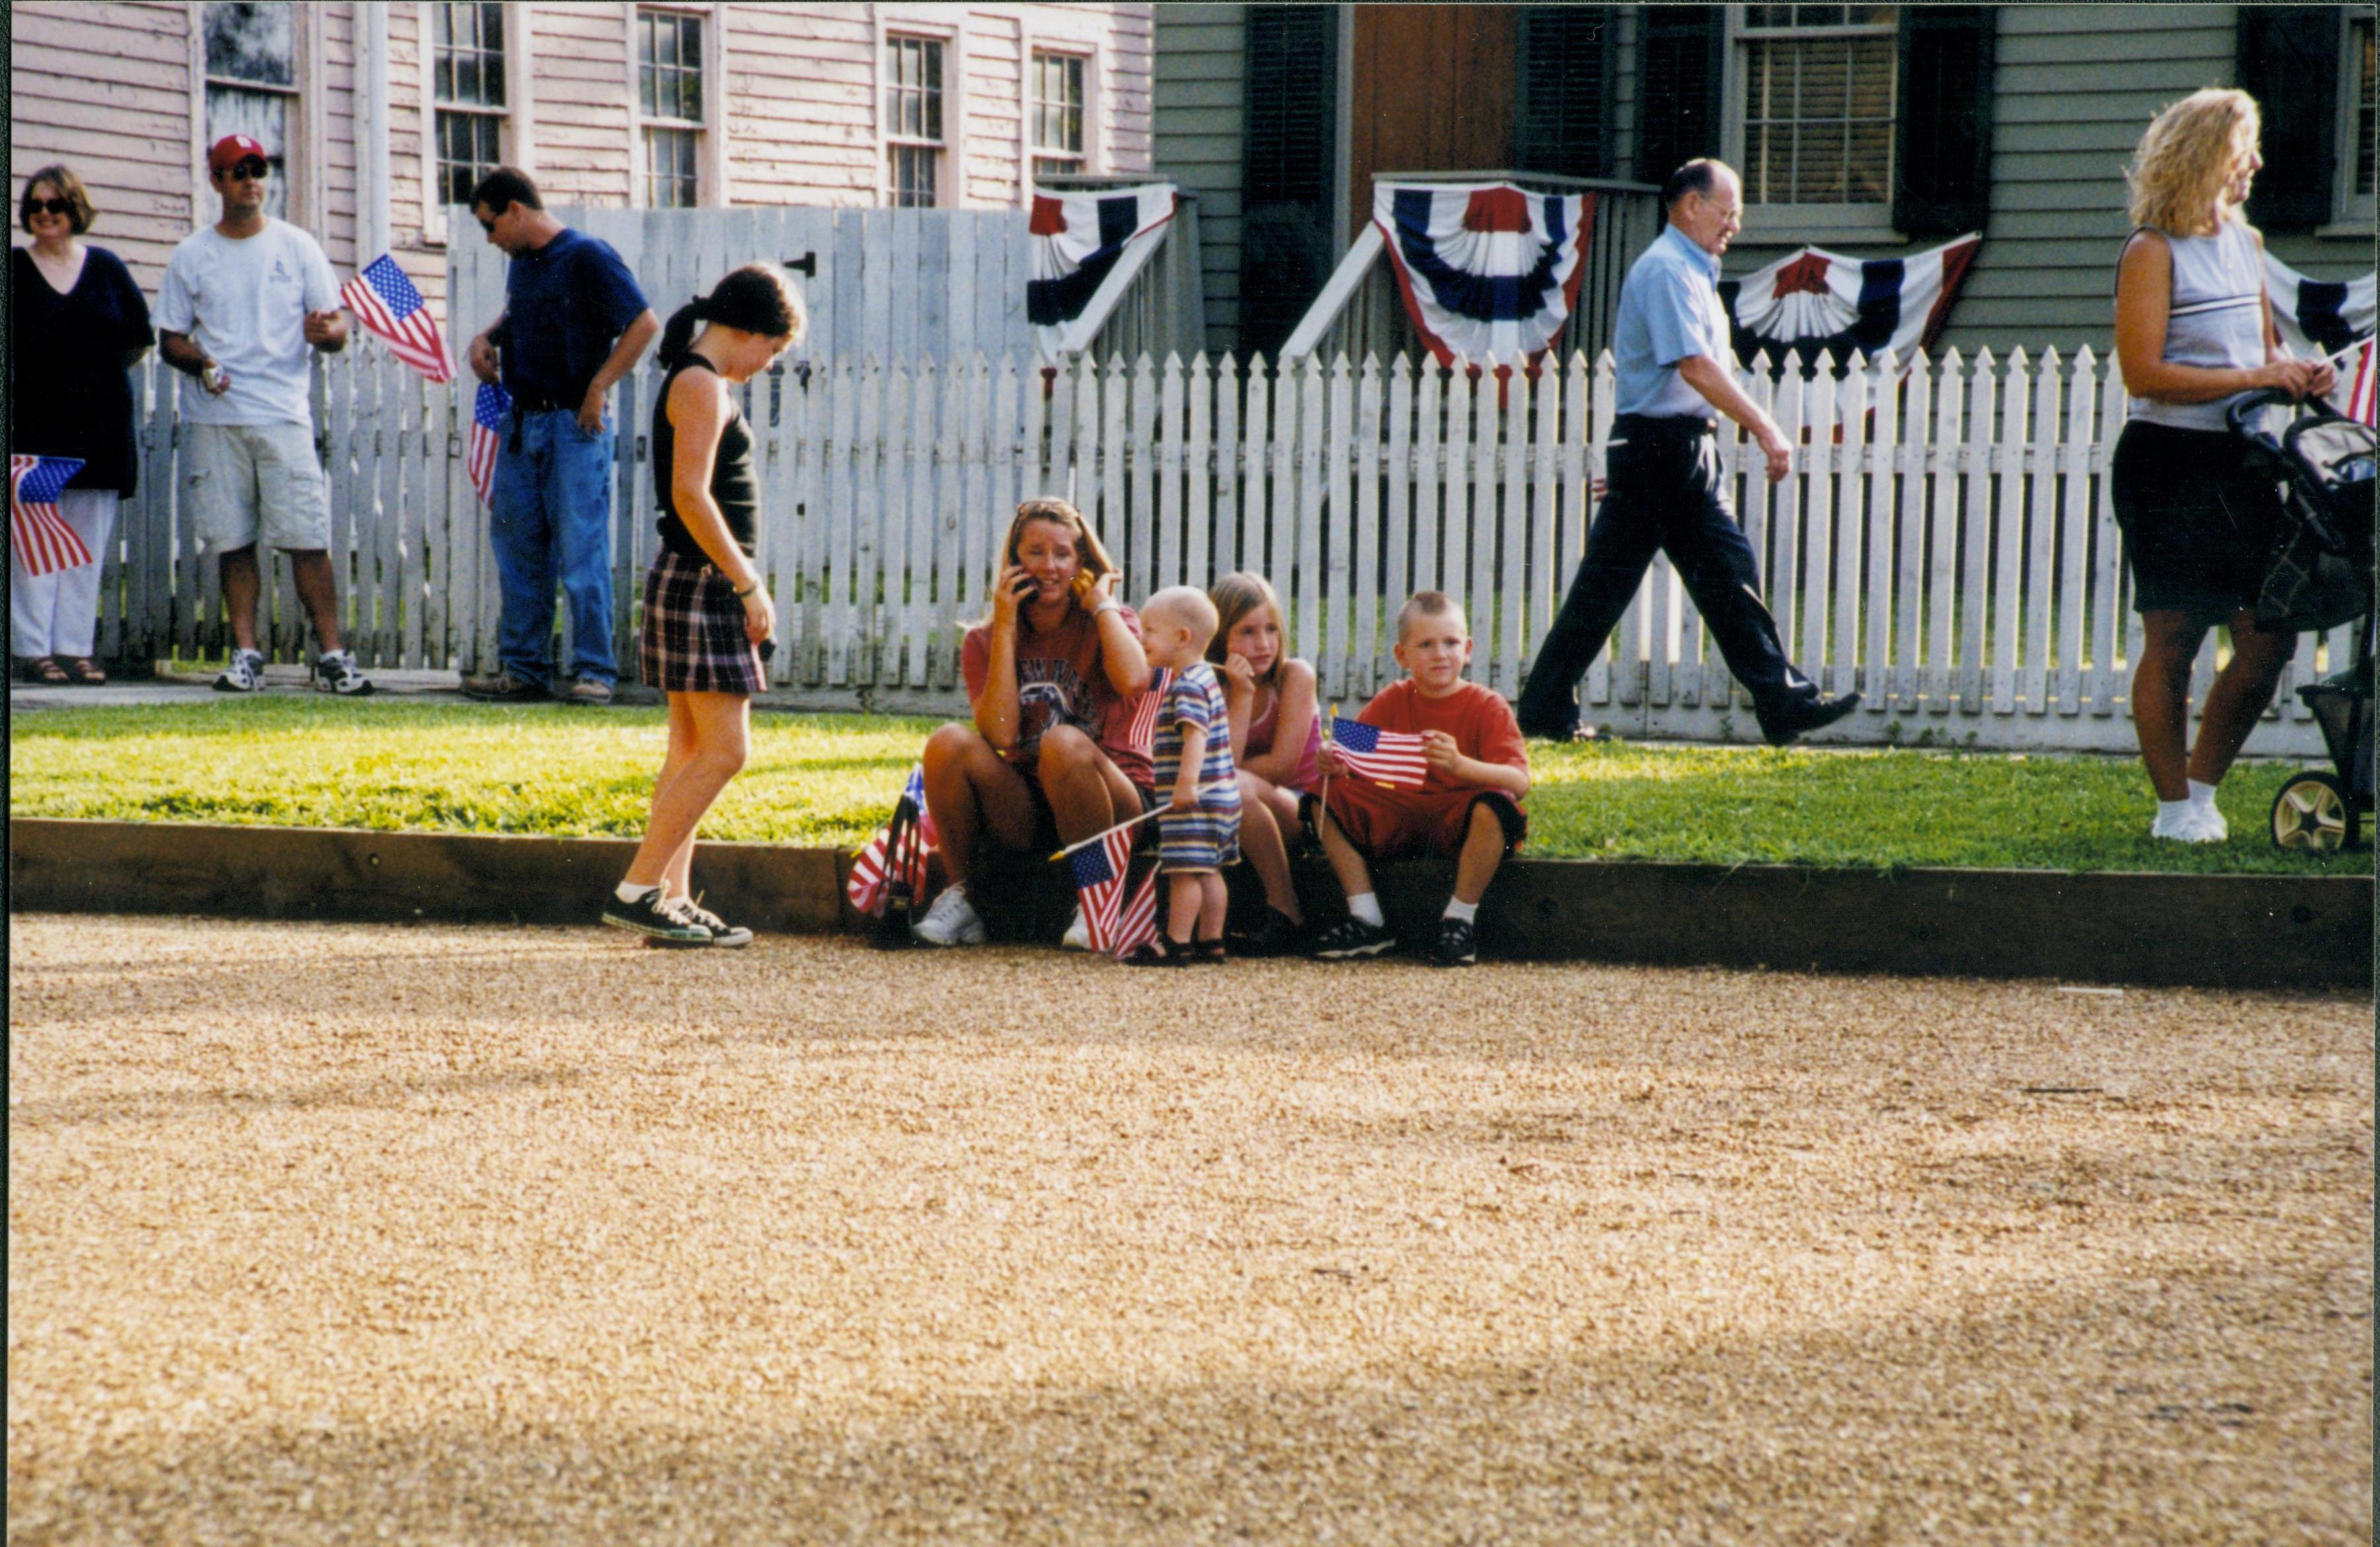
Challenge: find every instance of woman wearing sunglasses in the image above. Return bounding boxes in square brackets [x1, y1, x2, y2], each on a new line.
[11, 164, 153, 686]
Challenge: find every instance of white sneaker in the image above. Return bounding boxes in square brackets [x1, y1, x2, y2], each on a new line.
[2150, 804, 2225, 843]
[1060, 906, 1091, 951]
[213, 648, 265, 694]
[313, 649, 376, 696]
[912, 883, 985, 946]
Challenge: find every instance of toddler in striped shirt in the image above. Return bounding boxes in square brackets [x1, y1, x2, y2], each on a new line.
[1130, 586, 1242, 965]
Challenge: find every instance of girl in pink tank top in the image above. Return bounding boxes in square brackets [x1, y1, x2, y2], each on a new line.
[1208, 573, 1319, 952]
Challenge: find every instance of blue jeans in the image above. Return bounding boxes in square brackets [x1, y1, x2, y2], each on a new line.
[488, 407, 618, 688]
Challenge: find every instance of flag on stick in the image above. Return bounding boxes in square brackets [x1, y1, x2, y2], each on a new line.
[9, 455, 92, 577]
[1110, 861, 1161, 959]
[1066, 826, 1139, 953]
[847, 764, 940, 916]
[340, 254, 455, 382]
[1327, 715, 1429, 789]
[468, 381, 511, 506]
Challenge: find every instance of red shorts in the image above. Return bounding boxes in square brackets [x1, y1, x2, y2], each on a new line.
[1321, 781, 1527, 862]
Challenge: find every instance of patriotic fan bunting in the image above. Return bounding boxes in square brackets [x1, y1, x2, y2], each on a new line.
[468, 381, 510, 506]
[847, 764, 940, 917]
[10, 456, 93, 577]
[2261, 251, 2376, 360]
[1371, 182, 1595, 368]
[1028, 182, 1178, 359]
[1718, 233, 1981, 377]
[340, 253, 455, 382]
[1328, 716, 1429, 789]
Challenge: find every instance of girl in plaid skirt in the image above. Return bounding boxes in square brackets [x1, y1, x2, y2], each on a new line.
[601, 265, 804, 948]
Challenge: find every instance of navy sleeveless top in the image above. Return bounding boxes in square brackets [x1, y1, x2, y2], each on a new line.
[652, 352, 759, 559]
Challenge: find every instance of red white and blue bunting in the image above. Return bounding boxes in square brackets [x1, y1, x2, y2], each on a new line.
[1028, 182, 1177, 359]
[2261, 251, 2376, 424]
[1371, 182, 1595, 368]
[1718, 233, 1981, 376]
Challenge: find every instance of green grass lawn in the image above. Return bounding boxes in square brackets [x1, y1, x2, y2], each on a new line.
[8, 697, 2367, 876]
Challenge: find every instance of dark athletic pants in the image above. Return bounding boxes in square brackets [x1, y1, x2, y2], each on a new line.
[1517, 413, 1813, 735]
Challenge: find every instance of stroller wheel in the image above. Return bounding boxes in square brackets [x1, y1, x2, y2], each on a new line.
[2271, 772, 2356, 852]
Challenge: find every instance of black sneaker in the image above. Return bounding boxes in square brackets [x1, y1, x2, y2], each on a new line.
[601, 887, 711, 946]
[1228, 906, 1305, 958]
[680, 896, 753, 948]
[1430, 916, 1478, 967]
[1311, 916, 1396, 960]
[1755, 690, 1862, 746]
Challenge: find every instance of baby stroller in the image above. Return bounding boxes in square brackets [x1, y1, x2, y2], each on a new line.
[2226, 389, 2376, 852]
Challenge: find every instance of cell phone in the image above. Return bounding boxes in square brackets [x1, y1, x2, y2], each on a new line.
[1011, 573, 1038, 599]
[758, 638, 775, 662]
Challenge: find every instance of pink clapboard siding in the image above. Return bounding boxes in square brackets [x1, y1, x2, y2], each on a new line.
[9, 2, 1153, 327]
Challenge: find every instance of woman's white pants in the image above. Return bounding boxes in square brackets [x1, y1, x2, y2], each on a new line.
[11, 488, 117, 659]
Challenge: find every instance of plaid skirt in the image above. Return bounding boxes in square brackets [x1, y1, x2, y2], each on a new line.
[639, 549, 768, 695]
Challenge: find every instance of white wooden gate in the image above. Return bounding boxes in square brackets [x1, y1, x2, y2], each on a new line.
[97, 343, 2350, 755]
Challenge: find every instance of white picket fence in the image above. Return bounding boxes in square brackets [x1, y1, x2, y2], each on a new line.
[99, 343, 2352, 754]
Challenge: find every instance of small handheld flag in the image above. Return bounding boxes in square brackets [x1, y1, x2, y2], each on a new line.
[340, 254, 455, 383]
[1328, 715, 1429, 789]
[10, 456, 93, 577]
[1109, 862, 1161, 959]
[1066, 826, 1137, 953]
[468, 381, 511, 506]
[847, 764, 940, 916]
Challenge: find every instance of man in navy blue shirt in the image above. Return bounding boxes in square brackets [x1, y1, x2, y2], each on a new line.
[461, 167, 658, 705]
[1516, 159, 1859, 747]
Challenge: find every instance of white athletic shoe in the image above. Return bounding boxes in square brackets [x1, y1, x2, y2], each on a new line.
[2150, 803, 2226, 843]
[1060, 906, 1091, 951]
[913, 883, 986, 946]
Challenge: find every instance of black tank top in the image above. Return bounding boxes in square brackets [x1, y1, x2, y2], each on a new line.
[652, 352, 759, 560]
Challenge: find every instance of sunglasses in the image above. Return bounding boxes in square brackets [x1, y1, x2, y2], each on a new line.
[25, 197, 74, 216]
[221, 160, 270, 182]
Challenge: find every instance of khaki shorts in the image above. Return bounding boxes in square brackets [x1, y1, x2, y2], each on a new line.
[184, 421, 330, 553]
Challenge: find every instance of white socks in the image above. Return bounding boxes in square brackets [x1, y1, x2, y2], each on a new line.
[1346, 892, 1385, 928]
[616, 881, 659, 903]
[1442, 898, 1479, 924]
[2157, 796, 2195, 824]
[2188, 778, 2219, 809]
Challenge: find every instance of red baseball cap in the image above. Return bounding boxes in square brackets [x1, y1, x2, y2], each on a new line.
[207, 134, 268, 173]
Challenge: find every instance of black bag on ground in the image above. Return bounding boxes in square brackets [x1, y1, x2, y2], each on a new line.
[870, 794, 922, 950]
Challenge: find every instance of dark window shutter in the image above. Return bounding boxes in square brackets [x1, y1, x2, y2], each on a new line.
[2239, 7, 2342, 231]
[1517, 7, 1613, 178]
[1894, 6, 1995, 237]
[1240, 4, 1339, 362]
[1634, 5, 1723, 184]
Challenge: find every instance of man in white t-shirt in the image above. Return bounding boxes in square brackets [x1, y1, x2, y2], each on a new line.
[157, 134, 372, 695]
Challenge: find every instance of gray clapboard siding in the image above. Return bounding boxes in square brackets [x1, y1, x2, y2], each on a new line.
[1153, 2, 1248, 355]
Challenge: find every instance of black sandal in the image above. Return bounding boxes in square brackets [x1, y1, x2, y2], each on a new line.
[62, 656, 107, 686]
[1192, 937, 1228, 964]
[1122, 937, 1192, 967]
[17, 655, 68, 686]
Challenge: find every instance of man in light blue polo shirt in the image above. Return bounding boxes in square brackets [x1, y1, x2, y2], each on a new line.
[1517, 159, 1859, 746]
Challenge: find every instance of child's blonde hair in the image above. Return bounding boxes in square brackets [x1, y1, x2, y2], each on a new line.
[1143, 585, 1220, 651]
[1206, 571, 1286, 688]
[1395, 590, 1466, 641]
[2126, 88, 2260, 237]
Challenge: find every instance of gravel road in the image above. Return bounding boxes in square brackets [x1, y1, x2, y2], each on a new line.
[9, 914, 2370, 1544]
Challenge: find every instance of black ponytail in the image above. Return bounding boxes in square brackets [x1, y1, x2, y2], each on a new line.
[655, 263, 806, 371]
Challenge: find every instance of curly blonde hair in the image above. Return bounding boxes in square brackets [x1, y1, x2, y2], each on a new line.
[2126, 88, 2260, 237]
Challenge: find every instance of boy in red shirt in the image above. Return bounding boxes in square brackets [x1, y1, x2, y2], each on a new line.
[1311, 591, 1530, 967]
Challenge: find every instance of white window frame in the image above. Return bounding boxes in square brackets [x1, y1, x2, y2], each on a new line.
[627, 1, 726, 208]
[878, 11, 966, 208]
[1019, 10, 1103, 202]
[190, 1, 317, 228]
[419, 1, 531, 246]
[1026, 44, 1094, 186]
[1721, 3, 1902, 242]
[2326, 8, 2377, 235]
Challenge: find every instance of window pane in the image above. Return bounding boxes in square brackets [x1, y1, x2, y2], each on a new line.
[436, 55, 454, 103]
[204, 3, 296, 87]
[1742, 23, 1893, 205]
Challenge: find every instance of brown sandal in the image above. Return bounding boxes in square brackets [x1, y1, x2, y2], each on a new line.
[17, 655, 69, 686]
[61, 657, 106, 686]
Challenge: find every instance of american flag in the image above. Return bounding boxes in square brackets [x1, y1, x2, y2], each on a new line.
[468, 381, 511, 506]
[2335, 338, 2377, 430]
[847, 763, 940, 916]
[1329, 715, 1430, 788]
[1066, 824, 1163, 956]
[339, 253, 455, 382]
[1125, 666, 1174, 752]
[10, 455, 92, 577]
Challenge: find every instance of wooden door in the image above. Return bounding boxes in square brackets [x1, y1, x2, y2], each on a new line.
[1348, 5, 1521, 237]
